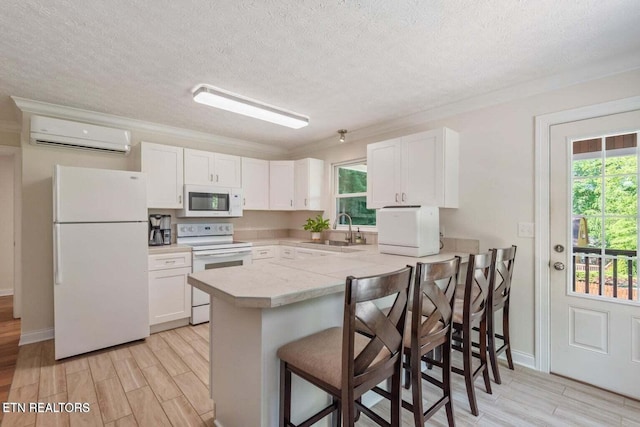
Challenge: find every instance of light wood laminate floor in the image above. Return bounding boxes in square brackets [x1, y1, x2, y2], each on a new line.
[3, 323, 640, 426]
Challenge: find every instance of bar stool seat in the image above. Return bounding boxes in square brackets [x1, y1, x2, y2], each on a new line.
[277, 327, 391, 390]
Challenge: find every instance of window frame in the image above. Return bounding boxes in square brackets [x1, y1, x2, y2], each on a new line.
[332, 158, 377, 231]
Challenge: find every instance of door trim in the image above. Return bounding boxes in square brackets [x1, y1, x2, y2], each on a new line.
[534, 95, 640, 372]
[0, 146, 21, 319]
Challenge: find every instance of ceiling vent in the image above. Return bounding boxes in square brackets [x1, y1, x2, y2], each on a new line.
[30, 115, 131, 154]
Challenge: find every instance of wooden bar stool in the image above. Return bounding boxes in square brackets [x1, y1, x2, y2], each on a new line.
[277, 265, 413, 427]
[451, 250, 496, 416]
[486, 245, 517, 384]
[388, 257, 460, 427]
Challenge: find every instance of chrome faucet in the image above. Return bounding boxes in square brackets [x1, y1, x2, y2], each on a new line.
[333, 213, 353, 244]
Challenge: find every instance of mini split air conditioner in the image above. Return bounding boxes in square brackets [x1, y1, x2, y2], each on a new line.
[30, 116, 131, 154]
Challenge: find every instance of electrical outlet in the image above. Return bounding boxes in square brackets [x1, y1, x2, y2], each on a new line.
[518, 222, 534, 238]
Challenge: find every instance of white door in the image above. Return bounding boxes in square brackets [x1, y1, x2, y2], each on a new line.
[54, 222, 149, 359]
[550, 110, 640, 399]
[54, 165, 147, 222]
[214, 154, 241, 188]
[366, 138, 402, 209]
[141, 142, 184, 208]
[184, 148, 214, 186]
[403, 130, 442, 206]
[242, 157, 270, 210]
[269, 161, 294, 210]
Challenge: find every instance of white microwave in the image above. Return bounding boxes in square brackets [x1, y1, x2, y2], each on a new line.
[177, 185, 243, 218]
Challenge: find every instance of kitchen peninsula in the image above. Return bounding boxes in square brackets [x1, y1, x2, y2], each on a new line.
[188, 246, 469, 427]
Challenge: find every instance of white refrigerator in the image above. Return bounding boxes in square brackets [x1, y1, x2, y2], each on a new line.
[53, 165, 149, 360]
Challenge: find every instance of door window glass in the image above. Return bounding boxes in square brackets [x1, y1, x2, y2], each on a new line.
[571, 132, 639, 301]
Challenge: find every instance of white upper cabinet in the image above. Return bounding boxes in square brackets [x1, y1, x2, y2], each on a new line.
[184, 148, 241, 188]
[294, 158, 324, 210]
[269, 161, 295, 210]
[140, 142, 184, 209]
[242, 157, 270, 210]
[367, 128, 459, 209]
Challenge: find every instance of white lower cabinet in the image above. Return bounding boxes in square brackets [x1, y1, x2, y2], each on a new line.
[148, 253, 192, 326]
[295, 247, 335, 259]
[251, 246, 277, 263]
[279, 246, 296, 259]
[253, 245, 338, 262]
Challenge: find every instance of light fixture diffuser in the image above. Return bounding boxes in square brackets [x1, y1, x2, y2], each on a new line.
[193, 86, 309, 129]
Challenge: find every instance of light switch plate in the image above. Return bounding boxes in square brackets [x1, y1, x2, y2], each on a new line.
[518, 222, 535, 238]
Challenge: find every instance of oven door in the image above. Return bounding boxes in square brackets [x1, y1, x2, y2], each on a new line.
[191, 248, 252, 312]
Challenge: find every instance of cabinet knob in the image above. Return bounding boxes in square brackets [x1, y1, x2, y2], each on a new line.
[210, 174, 213, 182]
[216, 174, 219, 182]
[395, 193, 399, 202]
[178, 195, 182, 204]
[304, 198, 307, 206]
[290, 200, 293, 207]
[402, 193, 406, 202]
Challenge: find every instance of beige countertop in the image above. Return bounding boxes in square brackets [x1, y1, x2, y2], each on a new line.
[148, 244, 192, 255]
[188, 249, 468, 309]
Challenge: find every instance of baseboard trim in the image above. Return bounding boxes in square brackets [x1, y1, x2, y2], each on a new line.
[19, 328, 54, 346]
[150, 318, 190, 334]
[508, 349, 536, 370]
[0, 289, 14, 296]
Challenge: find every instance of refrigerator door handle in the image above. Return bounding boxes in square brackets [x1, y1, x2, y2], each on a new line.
[54, 224, 62, 285]
[53, 166, 60, 222]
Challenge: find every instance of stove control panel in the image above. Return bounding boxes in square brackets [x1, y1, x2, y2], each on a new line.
[176, 223, 233, 237]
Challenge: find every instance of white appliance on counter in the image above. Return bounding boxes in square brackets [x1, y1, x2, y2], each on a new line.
[176, 223, 252, 324]
[177, 185, 243, 218]
[53, 165, 149, 360]
[377, 206, 440, 257]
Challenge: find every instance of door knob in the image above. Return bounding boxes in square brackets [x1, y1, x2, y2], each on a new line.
[553, 262, 565, 270]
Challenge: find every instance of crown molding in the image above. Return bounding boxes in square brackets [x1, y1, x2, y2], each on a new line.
[0, 119, 21, 133]
[291, 52, 640, 157]
[11, 97, 287, 156]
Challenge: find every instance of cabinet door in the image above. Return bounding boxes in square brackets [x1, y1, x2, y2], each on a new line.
[402, 128, 459, 208]
[214, 154, 241, 188]
[242, 157, 270, 210]
[252, 246, 276, 262]
[149, 266, 192, 325]
[366, 138, 402, 209]
[279, 246, 295, 259]
[295, 248, 317, 259]
[402, 130, 442, 206]
[294, 158, 324, 210]
[141, 142, 184, 208]
[269, 161, 294, 210]
[184, 148, 214, 186]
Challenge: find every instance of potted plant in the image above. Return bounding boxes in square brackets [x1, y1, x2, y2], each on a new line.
[303, 214, 330, 241]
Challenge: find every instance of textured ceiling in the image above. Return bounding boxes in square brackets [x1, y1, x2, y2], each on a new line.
[1, 0, 640, 149]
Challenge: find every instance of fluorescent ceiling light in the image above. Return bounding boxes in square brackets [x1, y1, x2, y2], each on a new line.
[193, 86, 309, 129]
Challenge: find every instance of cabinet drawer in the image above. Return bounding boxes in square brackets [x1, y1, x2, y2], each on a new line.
[148, 252, 192, 271]
[280, 246, 295, 259]
[252, 246, 276, 260]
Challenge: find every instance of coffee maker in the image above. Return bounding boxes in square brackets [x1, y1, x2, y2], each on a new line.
[160, 215, 171, 245]
[149, 215, 164, 246]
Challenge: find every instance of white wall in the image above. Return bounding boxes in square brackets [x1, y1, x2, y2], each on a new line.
[293, 69, 640, 360]
[0, 155, 14, 295]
